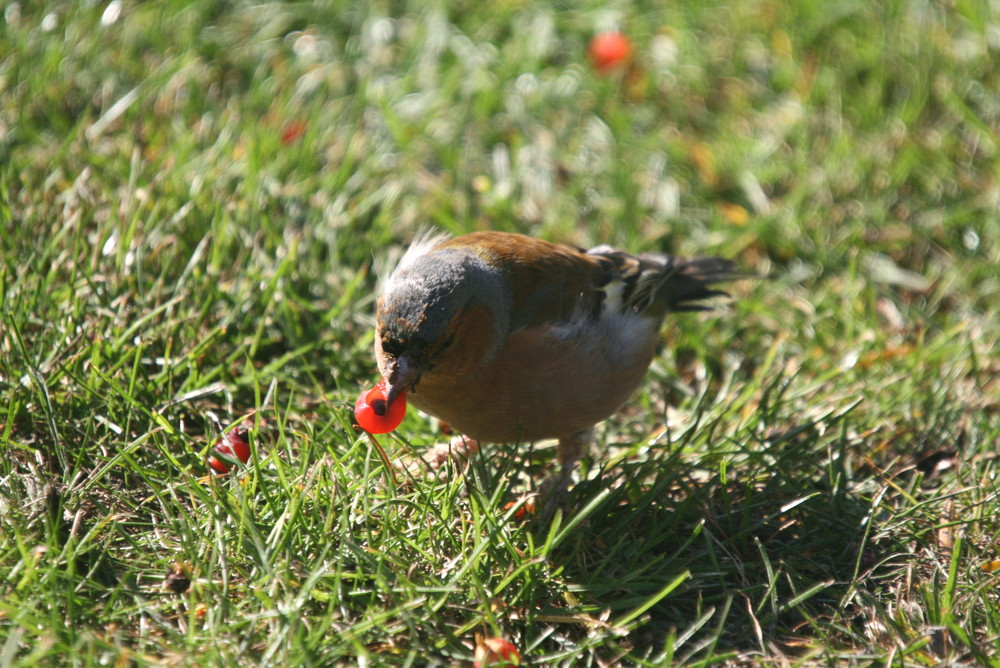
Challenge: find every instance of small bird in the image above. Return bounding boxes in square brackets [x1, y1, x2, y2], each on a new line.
[374, 231, 738, 493]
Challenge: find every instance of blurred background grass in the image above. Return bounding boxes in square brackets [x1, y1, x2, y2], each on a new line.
[2, 0, 999, 665]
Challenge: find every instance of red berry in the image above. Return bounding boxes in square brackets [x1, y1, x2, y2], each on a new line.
[502, 497, 537, 520]
[208, 429, 251, 474]
[355, 380, 406, 434]
[473, 636, 521, 667]
[588, 31, 633, 73]
[281, 119, 307, 145]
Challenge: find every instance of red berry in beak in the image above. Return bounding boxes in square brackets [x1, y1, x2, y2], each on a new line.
[355, 380, 406, 433]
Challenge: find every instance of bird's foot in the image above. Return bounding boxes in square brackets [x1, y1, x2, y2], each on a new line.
[395, 433, 480, 476]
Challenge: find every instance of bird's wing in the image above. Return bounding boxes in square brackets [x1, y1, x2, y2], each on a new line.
[437, 231, 737, 329]
[438, 232, 612, 330]
[589, 248, 738, 318]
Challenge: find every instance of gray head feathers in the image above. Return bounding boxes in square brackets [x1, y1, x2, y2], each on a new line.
[378, 247, 510, 362]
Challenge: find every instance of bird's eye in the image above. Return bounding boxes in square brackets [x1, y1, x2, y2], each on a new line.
[381, 338, 404, 357]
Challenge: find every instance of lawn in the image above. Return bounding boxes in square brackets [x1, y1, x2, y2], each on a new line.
[2, 1, 999, 665]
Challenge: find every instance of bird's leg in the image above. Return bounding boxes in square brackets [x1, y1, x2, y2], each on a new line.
[541, 427, 594, 521]
[556, 427, 593, 489]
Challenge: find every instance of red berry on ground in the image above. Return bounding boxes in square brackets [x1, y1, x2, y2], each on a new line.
[501, 497, 537, 520]
[588, 31, 633, 73]
[208, 429, 251, 474]
[473, 636, 521, 667]
[355, 380, 406, 434]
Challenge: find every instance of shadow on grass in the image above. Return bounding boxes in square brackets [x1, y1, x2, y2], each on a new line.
[520, 412, 887, 662]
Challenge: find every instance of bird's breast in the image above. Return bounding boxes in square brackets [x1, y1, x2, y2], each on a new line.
[407, 312, 660, 443]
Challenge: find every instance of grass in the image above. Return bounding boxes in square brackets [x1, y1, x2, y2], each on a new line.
[2, 0, 999, 665]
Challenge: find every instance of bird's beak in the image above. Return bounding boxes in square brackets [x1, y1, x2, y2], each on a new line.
[385, 355, 418, 407]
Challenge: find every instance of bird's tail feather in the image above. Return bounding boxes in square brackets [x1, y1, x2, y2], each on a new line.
[652, 256, 741, 313]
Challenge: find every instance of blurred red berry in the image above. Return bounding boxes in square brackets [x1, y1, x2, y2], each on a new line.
[208, 429, 251, 473]
[474, 636, 521, 667]
[502, 497, 537, 520]
[588, 31, 633, 73]
[281, 120, 307, 145]
[355, 379, 407, 434]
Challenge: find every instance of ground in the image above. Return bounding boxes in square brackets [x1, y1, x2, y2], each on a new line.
[1, 1, 999, 665]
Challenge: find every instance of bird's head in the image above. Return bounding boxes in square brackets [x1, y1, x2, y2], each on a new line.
[375, 248, 509, 407]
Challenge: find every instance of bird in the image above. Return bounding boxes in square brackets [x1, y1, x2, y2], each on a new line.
[373, 230, 738, 496]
